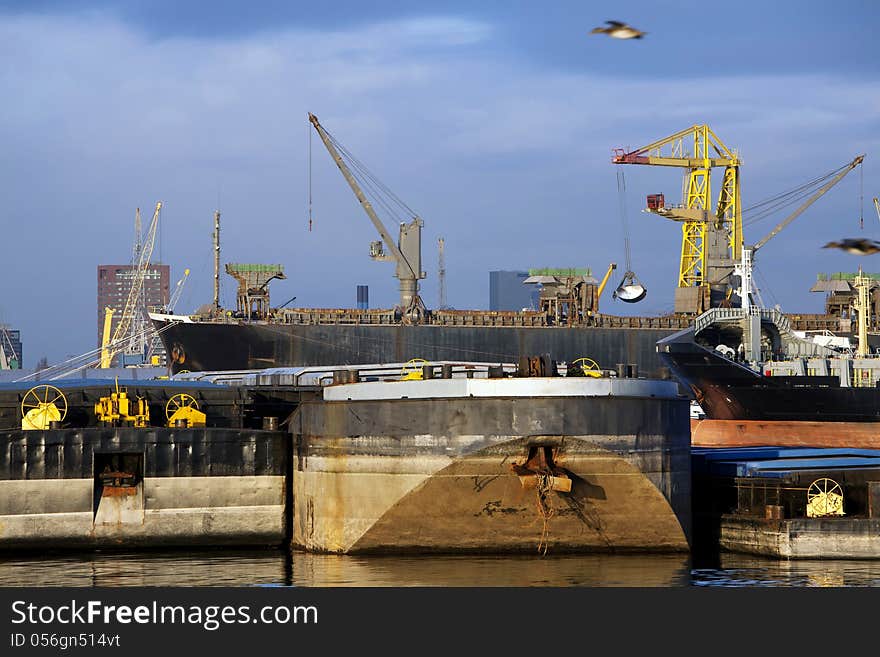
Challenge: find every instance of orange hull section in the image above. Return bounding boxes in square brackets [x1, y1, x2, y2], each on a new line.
[691, 419, 880, 449]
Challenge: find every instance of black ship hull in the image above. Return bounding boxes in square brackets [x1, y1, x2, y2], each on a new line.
[657, 328, 880, 422]
[153, 316, 683, 376]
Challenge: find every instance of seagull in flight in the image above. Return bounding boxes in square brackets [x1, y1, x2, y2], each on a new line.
[823, 238, 880, 255]
[590, 20, 646, 40]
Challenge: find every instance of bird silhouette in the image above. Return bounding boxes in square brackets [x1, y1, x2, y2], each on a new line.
[590, 20, 646, 39]
[823, 238, 880, 255]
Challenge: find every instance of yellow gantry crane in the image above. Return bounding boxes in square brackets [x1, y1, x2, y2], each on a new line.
[613, 125, 741, 314]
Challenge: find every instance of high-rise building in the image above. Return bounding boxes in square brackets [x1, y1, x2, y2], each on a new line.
[0, 325, 22, 369]
[357, 285, 369, 310]
[489, 270, 535, 311]
[97, 264, 170, 364]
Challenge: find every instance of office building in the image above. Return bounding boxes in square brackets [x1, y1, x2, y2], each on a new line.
[489, 270, 535, 311]
[97, 264, 170, 364]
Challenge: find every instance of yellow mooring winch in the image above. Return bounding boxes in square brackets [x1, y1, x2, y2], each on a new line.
[94, 378, 150, 428]
[21, 384, 68, 430]
[165, 393, 206, 428]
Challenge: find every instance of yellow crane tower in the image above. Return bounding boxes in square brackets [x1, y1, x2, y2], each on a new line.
[613, 125, 741, 314]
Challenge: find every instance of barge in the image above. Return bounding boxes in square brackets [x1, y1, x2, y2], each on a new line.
[1, 358, 692, 555]
[291, 359, 692, 554]
[0, 378, 297, 550]
[693, 446, 880, 559]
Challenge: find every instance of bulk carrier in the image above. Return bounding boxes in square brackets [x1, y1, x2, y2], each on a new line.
[151, 120, 865, 378]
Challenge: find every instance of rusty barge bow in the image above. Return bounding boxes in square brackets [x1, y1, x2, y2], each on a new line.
[291, 362, 692, 554]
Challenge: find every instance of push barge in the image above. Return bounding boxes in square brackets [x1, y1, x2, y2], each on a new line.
[693, 446, 880, 559]
[0, 379, 296, 550]
[291, 358, 692, 554]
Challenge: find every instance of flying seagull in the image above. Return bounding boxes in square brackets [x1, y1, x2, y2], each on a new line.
[823, 238, 880, 255]
[590, 20, 646, 40]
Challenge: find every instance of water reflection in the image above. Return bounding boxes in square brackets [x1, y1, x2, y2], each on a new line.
[0, 549, 690, 587]
[0, 549, 288, 588]
[1, 549, 880, 587]
[693, 552, 880, 587]
[289, 552, 692, 587]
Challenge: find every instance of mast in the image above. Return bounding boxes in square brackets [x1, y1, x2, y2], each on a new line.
[213, 210, 221, 313]
[438, 237, 446, 309]
[854, 269, 871, 358]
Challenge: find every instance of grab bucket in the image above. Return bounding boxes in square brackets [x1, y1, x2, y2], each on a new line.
[613, 271, 647, 303]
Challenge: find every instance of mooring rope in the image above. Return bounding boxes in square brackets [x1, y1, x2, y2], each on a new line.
[535, 472, 556, 556]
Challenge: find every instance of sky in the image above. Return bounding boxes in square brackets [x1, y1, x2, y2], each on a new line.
[1, 0, 878, 367]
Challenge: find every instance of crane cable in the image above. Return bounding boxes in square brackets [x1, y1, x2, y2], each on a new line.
[742, 160, 857, 228]
[308, 122, 313, 232]
[860, 163, 864, 230]
[616, 170, 633, 272]
[322, 126, 420, 223]
[309, 120, 421, 281]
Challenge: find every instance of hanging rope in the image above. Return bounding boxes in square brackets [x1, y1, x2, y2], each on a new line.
[535, 473, 555, 556]
[308, 123, 313, 232]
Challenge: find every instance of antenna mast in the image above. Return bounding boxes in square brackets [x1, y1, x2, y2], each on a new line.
[438, 237, 447, 309]
[213, 210, 221, 313]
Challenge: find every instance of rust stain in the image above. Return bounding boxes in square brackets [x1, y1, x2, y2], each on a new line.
[471, 474, 502, 492]
[474, 500, 521, 517]
[101, 486, 138, 498]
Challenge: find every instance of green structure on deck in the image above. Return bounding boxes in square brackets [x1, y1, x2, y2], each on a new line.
[225, 263, 286, 319]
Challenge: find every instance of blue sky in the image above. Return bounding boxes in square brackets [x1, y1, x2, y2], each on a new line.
[1, 0, 878, 366]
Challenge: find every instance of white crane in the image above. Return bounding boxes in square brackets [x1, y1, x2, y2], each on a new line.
[167, 268, 190, 313]
[108, 202, 161, 366]
[309, 113, 427, 321]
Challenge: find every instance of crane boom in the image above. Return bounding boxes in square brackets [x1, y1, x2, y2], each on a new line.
[753, 154, 865, 252]
[108, 202, 161, 364]
[612, 124, 737, 167]
[168, 268, 190, 312]
[308, 112, 425, 316]
[308, 113, 412, 276]
[99, 307, 114, 369]
[596, 263, 617, 299]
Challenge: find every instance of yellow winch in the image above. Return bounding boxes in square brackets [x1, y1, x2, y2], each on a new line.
[165, 393, 206, 428]
[21, 384, 68, 430]
[94, 379, 150, 428]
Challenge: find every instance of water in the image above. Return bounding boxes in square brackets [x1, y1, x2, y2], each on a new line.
[2, 549, 880, 587]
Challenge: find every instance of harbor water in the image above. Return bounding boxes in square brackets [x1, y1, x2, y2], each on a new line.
[3, 549, 880, 587]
